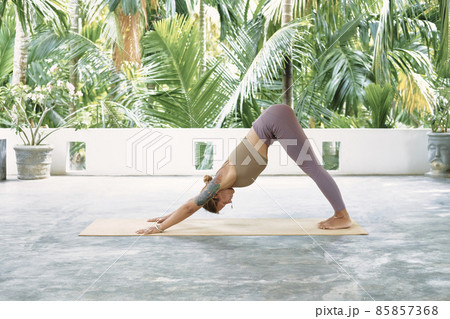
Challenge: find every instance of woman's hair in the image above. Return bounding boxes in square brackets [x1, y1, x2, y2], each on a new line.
[201, 175, 219, 214]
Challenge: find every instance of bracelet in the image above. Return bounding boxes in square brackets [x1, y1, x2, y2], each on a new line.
[154, 223, 164, 233]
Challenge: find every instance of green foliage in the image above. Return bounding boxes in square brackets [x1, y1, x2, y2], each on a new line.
[428, 102, 449, 133]
[117, 0, 141, 15]
[0, 0, 446, 131]
[0, 4, 14, 86]
[217, 17, 309, 126]
[436, 0, 449, 77]
[27, 25, 142, 128]
[320, 47, 370, 116]
[136, 14, 232, 127]
[427, 83, 450, 132]
[0, 82, 81, 145]
[107, 0, 122, 12]
[5, 0, 69, 35]
[328, 112, 367, 129]
[364, 83, 395, 128]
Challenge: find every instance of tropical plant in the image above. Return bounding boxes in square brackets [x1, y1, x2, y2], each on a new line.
[216, 16, 310, 126]
[363, 83, 395, 128]
[0, 81, 82, 145]
[427, 82, 450, 133]
[290, 13, 369, 127]
[0, 0, 69, 86]
[0, 4, 14, 86]
[130, 15, 234, 128]
[0, 0, 446, 132]
[328, 112, 367, 128]
[429, 99, 449, 133]
[371, 0, 439, 118]
[28, 16, 142, 128]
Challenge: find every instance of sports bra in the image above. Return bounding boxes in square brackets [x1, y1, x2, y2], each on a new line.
[222, 138, 268, 187]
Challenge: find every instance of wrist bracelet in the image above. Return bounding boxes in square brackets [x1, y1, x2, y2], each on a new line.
[154, 223, 164, 233]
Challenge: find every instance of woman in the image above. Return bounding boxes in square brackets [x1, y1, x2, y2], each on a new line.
[136, 104, 352, 235]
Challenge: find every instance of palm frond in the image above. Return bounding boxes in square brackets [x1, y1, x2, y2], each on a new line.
[27, 0, 69, 35]
[215, 18, 311, 126]
[135, 15, 232, 128]
[84, 0, 108, 25]
[320, 47, 370, 115]
[213, 0, 246, 40]
[0, 6, 14, 85]
[387, 40, 436, 113]
[0, 0, 8, 28]
[295, 79, 335, 127]
[372, 0, 393, 85]
[397, 71, 435, 113]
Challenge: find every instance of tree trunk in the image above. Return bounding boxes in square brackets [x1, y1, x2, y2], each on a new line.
[282, 0, 293, 107]
[113, 7, 142, 70]
[199, 0, 206, 74]
[11, 6, 28, 86]
[69, 0, 80, 116]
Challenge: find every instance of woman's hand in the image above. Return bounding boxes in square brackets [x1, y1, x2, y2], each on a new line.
[136, 215, 169, 234]
[136, 225, 161, 235]
[147, 216, 167, 223]
[137, 198, 200, 235]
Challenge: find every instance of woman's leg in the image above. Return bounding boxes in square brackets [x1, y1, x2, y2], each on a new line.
[252, 104, 351, 229]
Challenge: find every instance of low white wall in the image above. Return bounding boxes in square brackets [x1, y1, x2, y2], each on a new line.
[0, 128, 431, 176]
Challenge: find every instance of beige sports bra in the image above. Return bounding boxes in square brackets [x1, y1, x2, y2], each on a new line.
[222, 138, 268, 187]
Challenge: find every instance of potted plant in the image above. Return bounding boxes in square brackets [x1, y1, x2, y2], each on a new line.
[425, 88, 450, 178]
[0, 81, 82, 180]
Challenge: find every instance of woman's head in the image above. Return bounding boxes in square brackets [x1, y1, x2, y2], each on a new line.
[201, 175, 235, 213]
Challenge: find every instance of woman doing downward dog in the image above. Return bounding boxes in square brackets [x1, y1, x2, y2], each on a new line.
[136, 104, 351, 235]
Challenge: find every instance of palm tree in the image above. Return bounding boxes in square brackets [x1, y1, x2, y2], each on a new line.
[282, 0, 439, 127]
[110, 0, 146, 69]
[259, 0, 377, 123]
[11, 3, 27, 86]
[132, 15, 234, 128]
[215, 16, 309, 126]
[0, 0, 68, 86]
[370, 0, 438, 123]
[69, 0, 80, 115]
[2, 0, 442, 132]
[173, 0, 247, 74]
[23, 0, 144, 128]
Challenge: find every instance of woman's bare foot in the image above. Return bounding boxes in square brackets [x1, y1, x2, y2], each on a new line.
[318, 209, 352, 229]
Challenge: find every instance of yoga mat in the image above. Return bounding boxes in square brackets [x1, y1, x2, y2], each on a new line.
[79, 218, 368, 236]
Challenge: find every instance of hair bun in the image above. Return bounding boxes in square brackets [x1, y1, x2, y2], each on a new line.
[203, 175, 213, 183]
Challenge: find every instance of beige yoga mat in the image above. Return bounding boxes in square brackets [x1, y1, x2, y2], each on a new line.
[79, 218, 368, 236]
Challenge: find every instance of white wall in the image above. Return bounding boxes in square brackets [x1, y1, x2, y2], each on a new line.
[0, 128, 431, 176]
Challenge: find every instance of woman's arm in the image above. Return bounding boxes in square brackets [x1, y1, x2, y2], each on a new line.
[136, 173, 224, 235]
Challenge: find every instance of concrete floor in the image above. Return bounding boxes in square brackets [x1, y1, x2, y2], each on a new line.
[0, 175, 449, 301]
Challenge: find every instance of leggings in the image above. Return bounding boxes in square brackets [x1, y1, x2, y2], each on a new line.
[252, 104, 346, 212]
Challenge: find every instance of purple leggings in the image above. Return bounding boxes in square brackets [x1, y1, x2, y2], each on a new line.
[252, 104, 346, 212]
